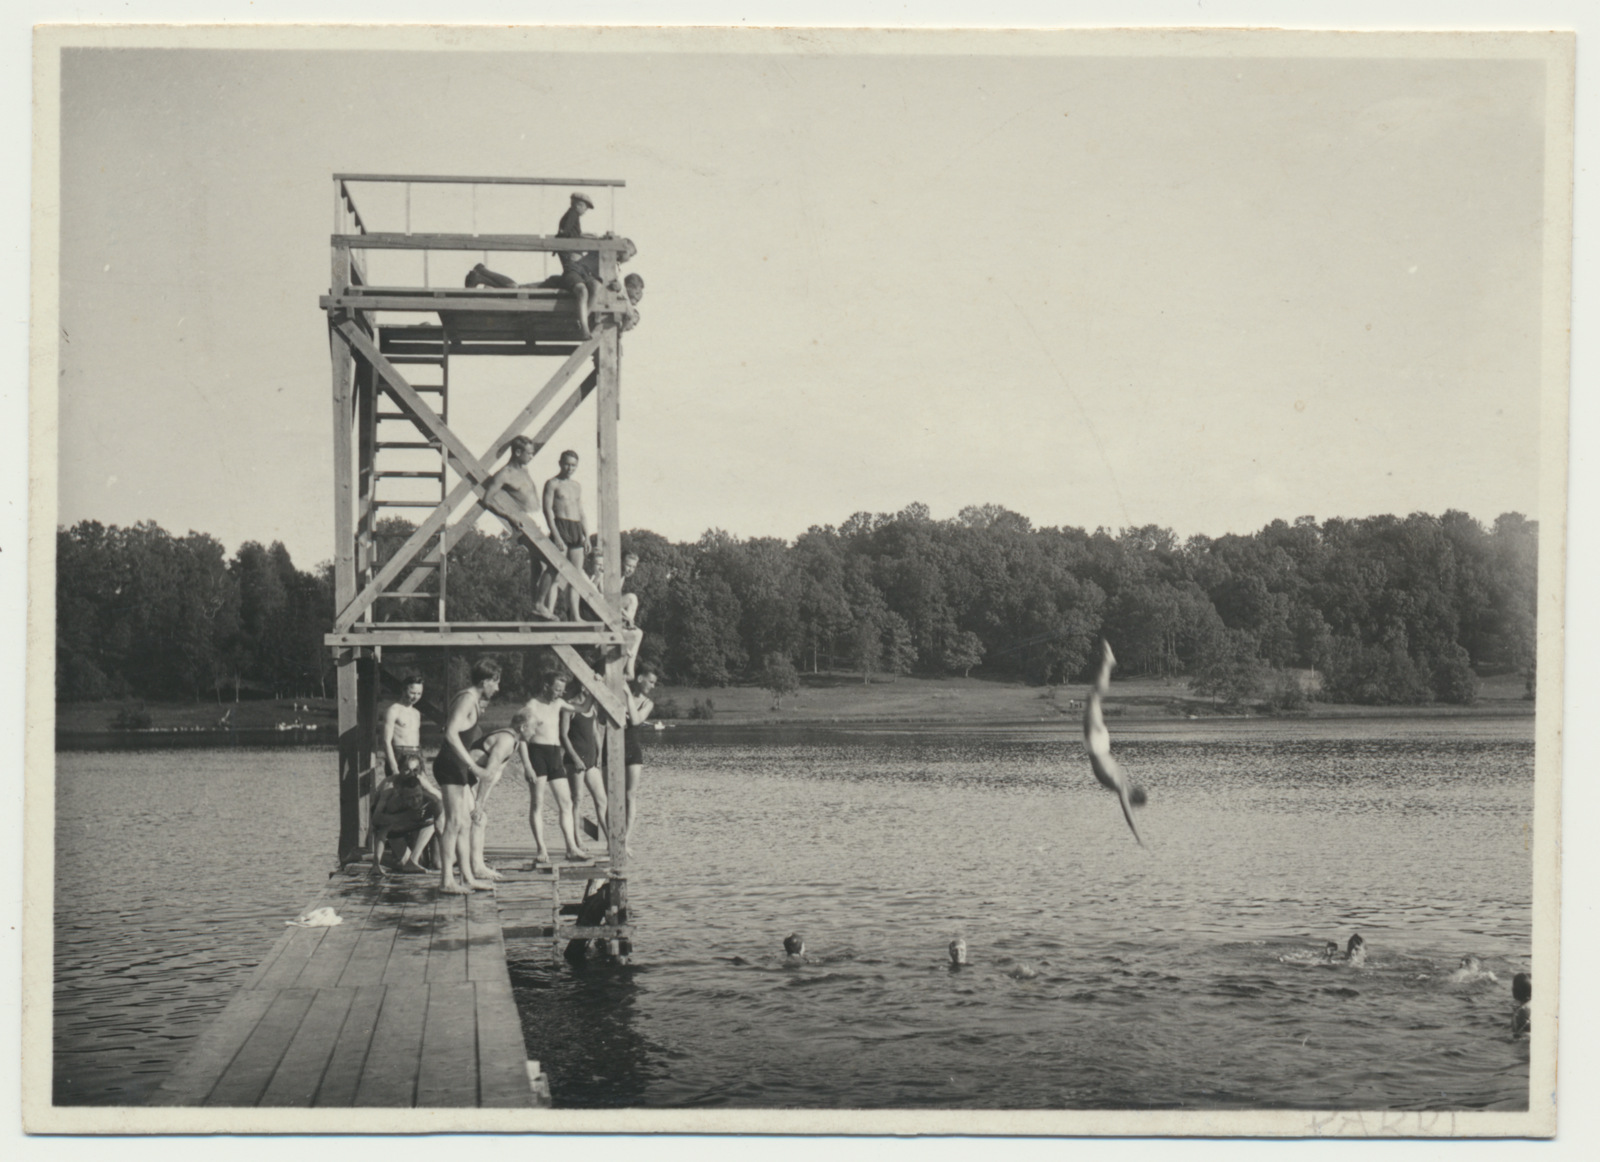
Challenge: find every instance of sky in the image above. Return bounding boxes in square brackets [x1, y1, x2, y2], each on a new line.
[54, 34, 1555, 572]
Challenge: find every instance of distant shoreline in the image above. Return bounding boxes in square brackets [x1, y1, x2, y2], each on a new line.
[55, 671, 1534, 750]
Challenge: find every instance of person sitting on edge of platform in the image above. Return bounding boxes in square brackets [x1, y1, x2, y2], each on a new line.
[481, 435, 547, 606]
[564, 684, 607, 846]
[464, 252, 641, 336]
[520, 669, 588, 864]
[462, 705, 534, 883]
[433, 657, 501, 894]
[533, 450, 594, 623]
[623, 664, 659, 848]
[370, 674, 441, 874]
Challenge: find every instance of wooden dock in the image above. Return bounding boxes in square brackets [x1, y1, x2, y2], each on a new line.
[148, 851, 621, 1108]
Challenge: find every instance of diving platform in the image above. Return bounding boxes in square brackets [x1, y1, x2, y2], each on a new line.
[148, 852, 618, 1108]
[322, 173, 639, 961]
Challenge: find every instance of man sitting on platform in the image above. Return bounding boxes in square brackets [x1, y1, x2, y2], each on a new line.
[481, 435, 547, 607]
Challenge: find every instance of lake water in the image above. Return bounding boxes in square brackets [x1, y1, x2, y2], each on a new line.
[53, 720, 1534, 1109]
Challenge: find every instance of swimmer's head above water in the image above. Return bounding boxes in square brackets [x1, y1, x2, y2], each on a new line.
[1458, 954, 1482, 974]
[949, 936, 968, 966]
[1345, 934, 1366, 965]
[1513, 972, 1532, 1005]
[783, 933, 805, 957]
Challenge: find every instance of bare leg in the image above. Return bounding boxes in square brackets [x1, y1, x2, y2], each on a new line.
[400, 822, 435, 872]
[533, 565, 558, 618]
[565, 543, 586, 621]
[370, 824, 391, 875]
[547, 776, 586, 857]
[583, 766, 608, 844]
[527, 778, 551, 863]
[469, 804, 503, 881]
[574, 281, 592, 337]
[439, 785, 473, 894]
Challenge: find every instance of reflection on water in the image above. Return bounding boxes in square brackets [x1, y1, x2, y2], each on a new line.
[56, 726, 1534, 1109]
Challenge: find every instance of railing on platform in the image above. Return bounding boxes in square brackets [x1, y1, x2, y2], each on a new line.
[334, 174, 627, 289]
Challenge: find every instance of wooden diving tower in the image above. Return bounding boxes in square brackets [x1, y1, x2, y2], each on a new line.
[321, 173, 639, 959]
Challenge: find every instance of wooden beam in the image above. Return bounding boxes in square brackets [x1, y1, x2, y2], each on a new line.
[394, 370, 598, 595]
[325, 629, 625, 648]
[330, 343, 598, 629]
[332, 232, 636, 255]
[334, 173, 626, 188]
[551, 645, 626, 727]
[323, 295, 568, 315]
[330, 259, 365, 862]
[595, 323, 629, 878]
[335, 321, 625, 639]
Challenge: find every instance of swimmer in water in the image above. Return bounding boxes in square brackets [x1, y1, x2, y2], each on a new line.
[1337, 933, 1366, 966]
[1449, 954, 1498, 984]
[949, 936, 968, 967]
[782, 933, 806, 962]
[1083, 639, 1147, 845]
[1511, 972, 1532, 1037]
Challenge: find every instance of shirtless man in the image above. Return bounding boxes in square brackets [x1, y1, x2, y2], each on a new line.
[433, 658, 501, 894]
[370, 674, 440, 873]
[519, 670, 588, 863]
[1083, 639, 1148, 846]
[533, 450, 593, 622]
[481, 435, 547, 604]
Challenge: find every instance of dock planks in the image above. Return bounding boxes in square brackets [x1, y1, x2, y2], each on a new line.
[148, 870, 542, 1109]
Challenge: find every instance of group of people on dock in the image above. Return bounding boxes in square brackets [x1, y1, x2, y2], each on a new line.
[367, 659, 659, 893]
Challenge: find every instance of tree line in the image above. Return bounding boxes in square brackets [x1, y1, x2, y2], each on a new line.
[57, 504, 1537, 707]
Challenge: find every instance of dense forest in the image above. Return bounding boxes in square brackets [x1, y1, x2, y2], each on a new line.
[56, 504, 1538, 707]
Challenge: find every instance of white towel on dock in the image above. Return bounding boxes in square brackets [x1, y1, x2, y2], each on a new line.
[287, 906, 343, 928]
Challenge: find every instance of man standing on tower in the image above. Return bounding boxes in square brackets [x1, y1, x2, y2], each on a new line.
[534, 449, 593, 622]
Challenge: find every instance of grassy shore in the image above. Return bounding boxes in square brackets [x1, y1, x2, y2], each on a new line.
[56, 671, 1534, 735]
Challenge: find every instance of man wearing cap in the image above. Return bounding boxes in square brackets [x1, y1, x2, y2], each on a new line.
[557, 191, 599, 336]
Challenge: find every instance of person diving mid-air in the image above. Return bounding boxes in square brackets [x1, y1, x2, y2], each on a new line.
[1083, 639, 1148, 845]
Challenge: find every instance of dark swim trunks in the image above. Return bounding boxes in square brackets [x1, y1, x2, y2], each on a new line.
[554, 517, 587, 549]
[433, 722, 483, 787]
[624, 725, 644, 767]
[527, 742, 566, 781]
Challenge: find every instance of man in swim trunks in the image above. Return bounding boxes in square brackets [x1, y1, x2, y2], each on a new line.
[371, 674, 440, 873]
[434, 657, 501, 894]
[519, 669, 588, 863]
[533, 450, 594, 622]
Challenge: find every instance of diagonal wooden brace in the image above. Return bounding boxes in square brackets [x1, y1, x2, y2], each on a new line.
[395, 369, 599, 596]
[332, 320, 623, 636]
[552, 645, 626, 726]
